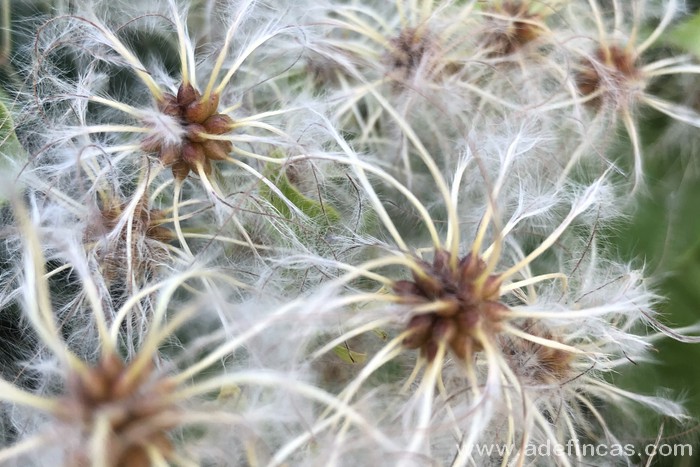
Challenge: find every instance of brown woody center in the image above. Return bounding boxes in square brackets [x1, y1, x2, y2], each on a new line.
[484, 1, 545, 57]
[393, 250, 507, 362]
[386, 27, 434, 80]
[576, 45, 638, 100]
[143, 83, 234, 180]
[60, 354, 177, 467]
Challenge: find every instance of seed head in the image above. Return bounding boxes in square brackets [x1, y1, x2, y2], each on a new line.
[576, 44, 640, 106]
[142, 83, 234, 180]
[394, 250, 506, 362]
[482, 1, 546, 57]
[59, 353, 177, 467]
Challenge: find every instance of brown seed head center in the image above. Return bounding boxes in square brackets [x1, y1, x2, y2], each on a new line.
[59, 353, 177, 467]
[576, 45, 640, 100]
[386, 27, 434, 80]
[393, 250, 507, 362]
[484, 1, 545, 57]
[143, 83, 234, 180]
[93, 200, 171, 244]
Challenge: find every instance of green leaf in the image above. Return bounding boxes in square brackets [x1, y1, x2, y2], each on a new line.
[667, 11, 700, 58]
[0, 90, 21, 155]
[261, 151, 341, 227]
[333, 344, 367, 364]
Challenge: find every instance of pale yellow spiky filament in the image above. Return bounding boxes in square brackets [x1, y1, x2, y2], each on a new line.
[0, 433, 54, 464]
[0, 380, 58, 413]
[76, 15, 164, 101]
[261, 149, 438, 249]
[401, 358, 425, 394]
[310, 317, 397, 361]
[20, 178, 84, 215]
[574, 393, 615, 441]
[506, 300, 645, 320]
[88, 95, 145, 119]
[321, 37, 380, 62]
[643, 62, 700, 77]
[645, 424, 666, 467]
[447, 156, 471, 260]
[499, 273, 568, 295]
[637, 0, 677, 55]
[498, 352, 540, 467]
[529, 84, 605, 113]
[172, 179, 193, 257]
[166, 451, 199, 467]
[530, 408, 572, 467]
[13, 200, 89, 374]
[258, 385, 398, 465]
[405, 341, 445, 458]
[69, 245, 114, 355]
[327, 11, 387, 47]
[621, 108, 644, 193]
[108, 268, 247, 343]
[341, 3, 393, 34]
[435, 372, 464, 443]
[499, 181, 600, 281]
[149, 176, 173, 202]
[169, 0, 193, 86]
[456, 80, 522, 110]
[498, 376, 520, 467]
[212, 29, 288, 98]
[587, 0, 608, 49]
[325, 254, 426, 288]
[309, 116, 441, 249]
[419, 0, 434, 24]
[90, 413, 111, 467]
[182, 232, 273, 250]
[169, 292, 387, 385]
[365, 88, 459, 262]
[228, 120, 289, 138]
[333, 78, 387, 123]
[166, 371, 398, 453]
[146, 445, 170, 467]
[318, 333, 409, 435]
[305, 259, 398, 288]
[221, 156, 306, 219]
[120, 303, 200, 390]
[641, 94, 700, 128]
[450, 328, 504, 467]
[0, 0, 9, 66]
[501, 325, 590, 356]
[563, 408, 584, 463]
[333, 336, 409, 396]
[232, 105, 303, 124]
[440, 0, 478, 47]
[395, 0, 408, 27]
[554, 111, 607, 187]
[471, 131, 523, 260]
[158, 197, 206, 219]
[202, 0, 255, 100]
[193, 163, 261, 254]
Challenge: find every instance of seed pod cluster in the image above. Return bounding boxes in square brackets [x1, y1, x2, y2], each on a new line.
[483, 1, 546, 57]
[386, 27, 434, 81]
[95, 201, 172, 245]
[60, 354, 177, 467]
[576, 45, 639, 104]
[142, 83, 235, 180]
[394, 250, 506, 361]
[503, 321, 574, 385]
